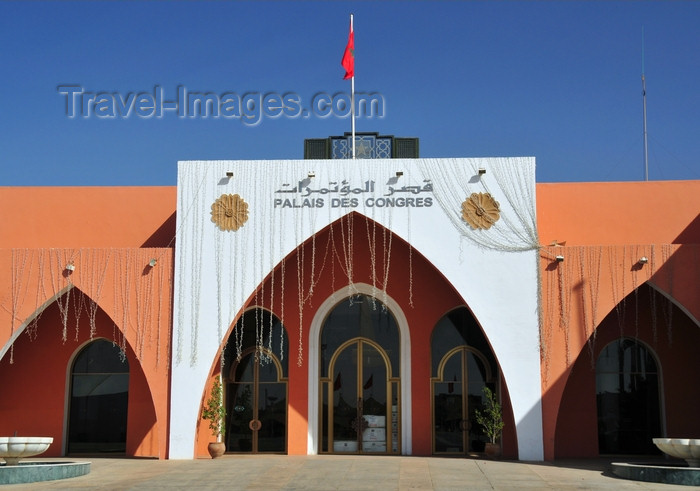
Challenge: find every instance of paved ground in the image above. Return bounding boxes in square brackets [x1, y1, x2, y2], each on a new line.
[3, 455, 691, 490]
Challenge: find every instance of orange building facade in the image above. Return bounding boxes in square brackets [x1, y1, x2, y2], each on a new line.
[1, 159, 698, 461]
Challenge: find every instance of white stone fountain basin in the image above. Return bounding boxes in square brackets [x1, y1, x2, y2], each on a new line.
[0, 437, 53, 466]
[653, 438, 700, 467]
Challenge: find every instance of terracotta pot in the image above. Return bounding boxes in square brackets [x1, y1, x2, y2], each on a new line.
[207, 441, 226, 459]
[484, 442, 501, 458]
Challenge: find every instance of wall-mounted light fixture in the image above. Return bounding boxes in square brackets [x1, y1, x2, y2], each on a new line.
[395, 171, 403, 177]
[308, 171, 315, 178]
[478, 167, 486, 175]
[555, 255, 565, 262]
[65, 262, 75, 272]
[149, 258, 158, 267]
[638, 256, 648, 265]
[225, 171, 233, 178]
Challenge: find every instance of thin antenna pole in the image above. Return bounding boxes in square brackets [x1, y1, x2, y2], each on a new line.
[642, 27, 649, 181]
[350, 14, 356, 160]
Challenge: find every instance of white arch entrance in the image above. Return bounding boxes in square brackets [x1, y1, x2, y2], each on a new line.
[170, 158, 543, 460]
[307, 283, 412, 454]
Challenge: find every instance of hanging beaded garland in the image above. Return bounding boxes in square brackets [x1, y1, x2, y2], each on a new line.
[4, 247, 172, 368]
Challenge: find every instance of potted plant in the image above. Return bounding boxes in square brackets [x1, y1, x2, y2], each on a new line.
[474, 386, 505, 458]
[202, 377, 226, 458]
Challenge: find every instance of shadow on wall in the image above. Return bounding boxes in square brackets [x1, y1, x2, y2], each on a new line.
[553, 281, 700, 459]
[673, 213, 700, 244]
[141, 212, 177, 248]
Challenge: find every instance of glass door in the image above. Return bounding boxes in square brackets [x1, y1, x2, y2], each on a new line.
[319, 294, 401, 454]
[326, 339, 399, 454]
[226, 349, 287, 453]
[433, 347, 492, 454]
[596, 338, 661, 454]
[68, 339, 129, 454]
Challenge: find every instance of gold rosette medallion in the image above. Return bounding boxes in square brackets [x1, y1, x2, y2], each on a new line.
[211, 194, 249, 231]
[461, 192, 500, 230]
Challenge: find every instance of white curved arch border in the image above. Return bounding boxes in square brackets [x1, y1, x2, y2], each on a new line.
[307, 283, 412, 455]
[647, 281, 700, 329]
[0, 285, 74, 362]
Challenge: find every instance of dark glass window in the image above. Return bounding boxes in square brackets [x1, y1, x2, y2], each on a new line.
[224, 309, 289, 377]
[596, 338, 661, 455]
[321, 295, 399, 377]
[431, 308, 496, 377]
[68, 340, 129, 454]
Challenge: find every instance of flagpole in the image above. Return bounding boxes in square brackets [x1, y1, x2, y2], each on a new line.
[642, 27, 649, 181]
[350, 13, 355, 160]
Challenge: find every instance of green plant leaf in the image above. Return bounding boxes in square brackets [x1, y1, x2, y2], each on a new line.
[474, 386, 504, 444]
[202, 378, 227, 438]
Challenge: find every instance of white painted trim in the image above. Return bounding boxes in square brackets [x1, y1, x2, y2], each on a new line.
[645, 282, 700, 439]
[0, 285, 73, 362]
[307, 283, 412, 455]
[647, 281, 700, 328]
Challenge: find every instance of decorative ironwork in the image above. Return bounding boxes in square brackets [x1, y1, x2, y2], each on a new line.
[331, 135, 393, 159]
[461, 192, 500, 230]
[211, 194, 249, 231]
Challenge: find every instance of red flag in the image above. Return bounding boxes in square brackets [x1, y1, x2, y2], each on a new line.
[341, 21, 354, 80]
[334, 372, 342, 391]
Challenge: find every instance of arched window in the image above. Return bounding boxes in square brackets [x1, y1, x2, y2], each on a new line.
[68, 339, 129, 454]
[596, 338, 662, 454]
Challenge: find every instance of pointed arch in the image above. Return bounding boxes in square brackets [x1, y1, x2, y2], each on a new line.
[0, 287, 161, 458]
[553, 281, 700, 458]
[646, 281, 700, 330]
[172, 158, 542, 460]
[1, 285, 73, 361]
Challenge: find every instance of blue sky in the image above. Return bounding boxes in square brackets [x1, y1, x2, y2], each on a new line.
[1, 1, 699, 186]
